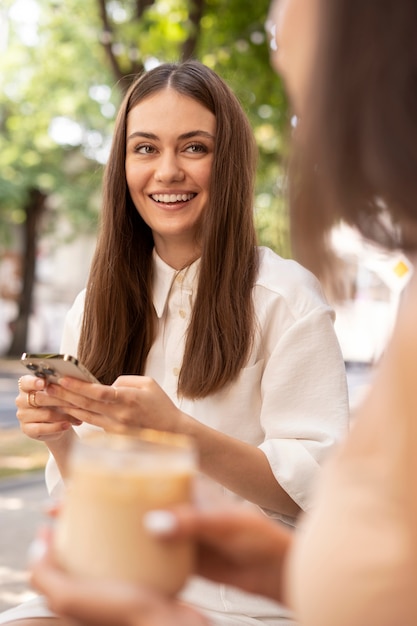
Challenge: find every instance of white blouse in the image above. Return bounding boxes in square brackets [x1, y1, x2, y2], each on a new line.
[46, 245, 349, 625]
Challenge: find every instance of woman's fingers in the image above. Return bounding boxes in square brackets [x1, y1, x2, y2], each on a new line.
[141, 499, 291, 602]
[51, 378, 118, 404]
[15, 375, 82, 441]
[42, 375, 179, 435]
[45, 378, 145, 431]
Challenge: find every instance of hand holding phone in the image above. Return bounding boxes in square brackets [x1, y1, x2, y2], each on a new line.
[21, 353, 99, 384]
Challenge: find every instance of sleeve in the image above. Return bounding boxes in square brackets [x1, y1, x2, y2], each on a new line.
[59, 289, 86, 355]
[45, 290, 87, 498]
[258, 300, 349, 519]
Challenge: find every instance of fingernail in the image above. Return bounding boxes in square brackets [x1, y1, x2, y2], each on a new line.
[143, 510, 177, 534]
[27, 537, 47, 564]
[35, 379, 45, 389]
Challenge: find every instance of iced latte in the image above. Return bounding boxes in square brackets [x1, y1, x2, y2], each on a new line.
[54, 430, 196, 595]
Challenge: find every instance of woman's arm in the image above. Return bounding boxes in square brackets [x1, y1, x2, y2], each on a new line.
[45, 375, 299, 516]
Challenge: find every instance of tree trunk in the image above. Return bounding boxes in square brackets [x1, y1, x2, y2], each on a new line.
[181, 0, 205, 61]
[7, 188, 47, 357]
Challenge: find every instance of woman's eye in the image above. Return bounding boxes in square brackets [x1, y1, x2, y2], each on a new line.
[185, 143, 208, 154]
[135, 144, 156, 154]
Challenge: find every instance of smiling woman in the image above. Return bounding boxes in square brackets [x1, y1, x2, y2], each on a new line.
[125, 89, 215, 269]
[7, 60, 349, 626]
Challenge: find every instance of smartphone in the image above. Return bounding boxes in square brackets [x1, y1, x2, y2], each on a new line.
[21, 353, 99, 384]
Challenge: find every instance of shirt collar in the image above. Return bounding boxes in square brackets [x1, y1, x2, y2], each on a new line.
[152, 248, 201, 318]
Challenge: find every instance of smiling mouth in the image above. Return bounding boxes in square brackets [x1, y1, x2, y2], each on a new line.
[150, 193, 197, 204]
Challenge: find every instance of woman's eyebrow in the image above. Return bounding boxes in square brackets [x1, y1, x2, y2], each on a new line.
[126, 130, 215, 142]
[178, 130, 215, 141]
[127, 131, 157, 142]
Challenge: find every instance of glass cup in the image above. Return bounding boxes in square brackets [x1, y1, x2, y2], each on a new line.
[53, 429, 197, 595]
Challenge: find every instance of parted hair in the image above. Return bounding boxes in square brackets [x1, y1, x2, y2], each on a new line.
[78, 60, 259, 397]
[290, 0, 417, 281]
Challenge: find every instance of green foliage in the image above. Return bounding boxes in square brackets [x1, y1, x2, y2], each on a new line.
[0, 0, 290, 255]
[0, 0, 113, 247]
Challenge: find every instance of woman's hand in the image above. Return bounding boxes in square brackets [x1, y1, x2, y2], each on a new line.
[30, 528, 210, 626]
[44, 375, 187, 434]
[16, 375, 82, 442]
[146, 497, 293, 604]
[31, 501, 292, 625]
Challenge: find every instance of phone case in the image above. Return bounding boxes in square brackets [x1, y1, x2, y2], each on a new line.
[21, 353, 99, 384]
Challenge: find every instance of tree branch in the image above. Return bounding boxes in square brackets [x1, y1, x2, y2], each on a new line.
[96, 0, 127, 87]
[135, 0, 155, 19]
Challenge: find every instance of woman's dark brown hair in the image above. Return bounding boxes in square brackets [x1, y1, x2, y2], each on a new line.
[78, 60, 259, 397]
[290, 0, 417, 282]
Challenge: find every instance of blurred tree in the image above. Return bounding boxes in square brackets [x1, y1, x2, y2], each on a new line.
[0, 0, 116, 353]
[0, 0, 289, 355]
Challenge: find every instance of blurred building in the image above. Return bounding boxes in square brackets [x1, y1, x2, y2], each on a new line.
[331, 225, 414, 364]
[0, 234, 95, 355]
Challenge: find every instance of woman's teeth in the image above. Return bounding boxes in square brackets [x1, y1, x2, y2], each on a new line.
[151, 193, 195, 203]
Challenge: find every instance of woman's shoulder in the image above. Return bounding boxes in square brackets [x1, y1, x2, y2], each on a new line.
[67, 289, 87, 317]
[256, 246, 319, 282]
[255, 246, 329, 308]
[59, 289, 86, 354]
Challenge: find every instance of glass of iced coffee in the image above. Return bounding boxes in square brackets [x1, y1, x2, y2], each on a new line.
[53, 429, 196, 595]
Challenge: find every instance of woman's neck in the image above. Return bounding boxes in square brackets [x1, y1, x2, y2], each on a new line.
[153, 241, 201, 270]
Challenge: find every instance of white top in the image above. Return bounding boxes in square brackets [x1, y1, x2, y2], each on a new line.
[38, 246, 347, 626]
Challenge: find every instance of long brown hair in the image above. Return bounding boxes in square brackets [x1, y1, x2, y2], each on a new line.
[78, 60, 259, 397]
[290, 0, 417, 282]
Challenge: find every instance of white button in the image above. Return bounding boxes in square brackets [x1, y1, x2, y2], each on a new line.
[179, 309, 186, 318]
[173, 367, 180, 376]
[176, 274, 184, 284]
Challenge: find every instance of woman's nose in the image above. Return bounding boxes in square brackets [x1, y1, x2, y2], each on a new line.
[154, 152, 185, 183]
